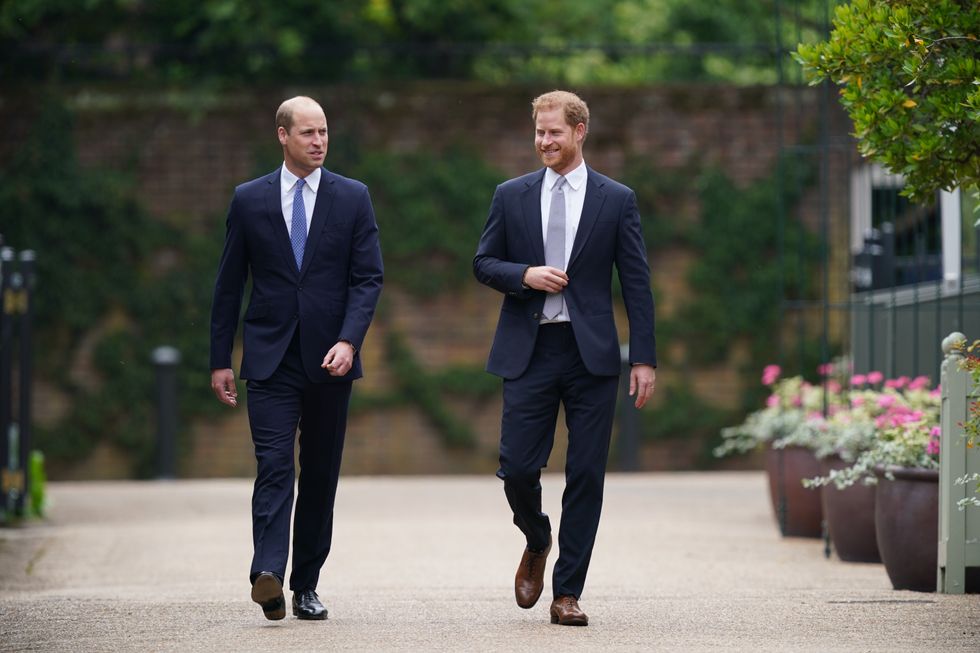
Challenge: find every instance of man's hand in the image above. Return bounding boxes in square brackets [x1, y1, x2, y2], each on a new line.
[322, 341, 355, 377]
[629, 364, 656, 409]
[523, 266, 568, 293]
[211, 368, 238, 407]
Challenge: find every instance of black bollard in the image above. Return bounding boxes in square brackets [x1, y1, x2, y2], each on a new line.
[0, 247, 16, 521]
[15, 251, 35, 517]
[617, 344, 640, 471]
[152, 346, 181, 479]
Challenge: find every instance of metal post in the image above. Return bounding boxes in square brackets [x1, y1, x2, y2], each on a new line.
[938, 332, 980, 593]
[617, 344, 639, 471]
[0, 247, 15, 523]
[16, 251, 35, 517]
[152, 346, 181, 479]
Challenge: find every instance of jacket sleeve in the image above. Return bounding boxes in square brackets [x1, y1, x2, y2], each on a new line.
[209, 191, 248, 370]
[473, 185, 533, 299]
[338, 185, 384, 351]
[615, 190, 657, 368]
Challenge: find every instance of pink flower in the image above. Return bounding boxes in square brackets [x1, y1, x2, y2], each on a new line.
[791, 396, 802, 407]
[930, 386, 941, 398]
[817, 363, 833, 377]
[877, 395, 896, 409]
[761, 365, 781, 386]
[908, 375, 930, 390]
[927, 428, 941, 455]
[766, 395, 779, 408]
[930, 426, 941, 437]
[850, 374, 867, 387]
[885, 376, 910, 389]
[867, 371, 884, 384]
[851, 396, 865, 407]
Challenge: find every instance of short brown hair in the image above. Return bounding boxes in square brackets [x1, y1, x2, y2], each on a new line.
[531, 90, 589, 136]
[276, 96, 323, 132]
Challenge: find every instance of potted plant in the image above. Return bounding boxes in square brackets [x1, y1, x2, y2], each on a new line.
[798, 373, 936, 564]
[805, 378, 941, 591]
[716, 366, 824, 538]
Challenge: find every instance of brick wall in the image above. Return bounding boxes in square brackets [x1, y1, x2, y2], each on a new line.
[0, 82, 851, 478]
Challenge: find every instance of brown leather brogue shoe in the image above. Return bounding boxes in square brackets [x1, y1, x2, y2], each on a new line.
[550, 595, 588, 626]
[515, 535, 552, 609]
[251, 572, 286, 621]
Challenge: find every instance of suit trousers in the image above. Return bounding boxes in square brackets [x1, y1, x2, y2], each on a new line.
[246, 327, 352, 591]
[497, 322, 618, 599]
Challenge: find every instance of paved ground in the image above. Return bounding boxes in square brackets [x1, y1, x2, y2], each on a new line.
[0, 472, 978, 652]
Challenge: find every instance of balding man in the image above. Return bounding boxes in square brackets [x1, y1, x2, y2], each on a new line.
[210, 96, 383, 621]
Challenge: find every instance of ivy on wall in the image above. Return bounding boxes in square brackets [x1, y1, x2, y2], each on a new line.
[1, 97, 825, 474]
[624, 154, 821, 458]
[349, 147, 506, 297]
[0, 99, 223, 475]
[674, 161, 818, 366]
[0, 102, 509, 471]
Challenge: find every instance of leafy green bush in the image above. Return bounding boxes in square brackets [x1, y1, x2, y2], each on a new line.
[795, 0, 979, 202]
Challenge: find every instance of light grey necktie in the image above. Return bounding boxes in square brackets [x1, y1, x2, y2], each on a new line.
[543, 176, 567, 319]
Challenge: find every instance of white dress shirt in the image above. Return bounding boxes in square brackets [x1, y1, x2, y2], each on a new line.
[540, 160, 587, 323]
[280, 164, 320, 237]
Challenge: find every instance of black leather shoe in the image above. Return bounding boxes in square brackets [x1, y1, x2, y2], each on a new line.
[251, 572, 285, 620]
[292, 588, 328, 620]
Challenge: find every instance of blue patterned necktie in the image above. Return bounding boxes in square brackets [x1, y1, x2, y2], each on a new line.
[543, 176, 567, 319]
[290, 178, 307, 270]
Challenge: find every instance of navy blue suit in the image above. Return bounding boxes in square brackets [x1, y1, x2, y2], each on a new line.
[210, 166, 383, 591]
[474, 166, 655, 599]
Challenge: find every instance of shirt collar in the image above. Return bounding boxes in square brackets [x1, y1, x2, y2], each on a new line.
[544, 160, 587, 192]
[281, 164, 321, 193]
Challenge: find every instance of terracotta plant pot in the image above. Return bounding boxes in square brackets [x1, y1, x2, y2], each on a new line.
[765, 445, 823, 538]
[874, 467, 938, 592]
[820, 456, 881, 563]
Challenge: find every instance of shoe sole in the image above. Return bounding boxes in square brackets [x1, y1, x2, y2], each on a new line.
[292, 608, 328, 620]
[550, 613, 588, 626]
[251, 574, 285, 621]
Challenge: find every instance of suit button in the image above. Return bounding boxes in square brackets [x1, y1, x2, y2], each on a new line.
[297, 286, 303, 291]
[532, 312, 540, 319]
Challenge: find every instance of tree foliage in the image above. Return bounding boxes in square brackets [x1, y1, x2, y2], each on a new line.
[1, 0, 830, 84]
[795, 0, 980, 201]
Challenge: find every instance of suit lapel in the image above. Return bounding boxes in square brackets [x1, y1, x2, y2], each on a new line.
[568, 168, 606, 270]
[521, 170, 547, 265]
[299, 168, 335, 280]
[263, 171, 298, 278]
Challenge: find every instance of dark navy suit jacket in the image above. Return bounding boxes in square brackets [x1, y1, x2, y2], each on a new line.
[473, 166, 655, 379]
[210, 167, 383, 382]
